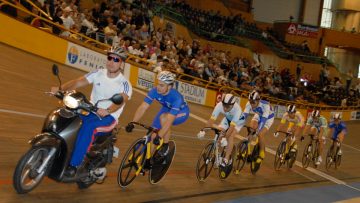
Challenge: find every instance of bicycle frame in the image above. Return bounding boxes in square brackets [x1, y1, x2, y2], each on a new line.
[201, 127, 223, 166]
[127, 122, 163, 176]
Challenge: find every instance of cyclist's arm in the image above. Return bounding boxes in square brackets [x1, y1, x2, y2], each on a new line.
[242, 102, 251, 120]
[132, 102, 150, 122]
[206, 103, 221, 127]
[52, 76, 89, 92]
[257, 104, 270, 131]
[277, 113, 288, 132]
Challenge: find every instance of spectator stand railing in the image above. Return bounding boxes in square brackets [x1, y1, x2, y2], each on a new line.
[0, 0, 110, 52]
[153, 4, 249, 48]
[1, 0, 358, 111]
[154, 3, 333, 66]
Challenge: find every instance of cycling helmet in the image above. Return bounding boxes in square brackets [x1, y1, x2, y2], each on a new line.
[107, 46, 128, 60]
[248, 90, 260, 101]
[333, 113, 341, 120]
[222, 94, 236, 106]
[287, 105, 296, 113]
[311, 110, 320, 118]
[157, 71, 176, 85]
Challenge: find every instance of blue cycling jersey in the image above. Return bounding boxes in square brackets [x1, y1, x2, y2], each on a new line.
[328, 121, 347, 135]
[144, 87, 188, 115]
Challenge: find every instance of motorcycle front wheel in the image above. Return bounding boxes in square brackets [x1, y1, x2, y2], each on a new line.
[13, 146, 53, 194]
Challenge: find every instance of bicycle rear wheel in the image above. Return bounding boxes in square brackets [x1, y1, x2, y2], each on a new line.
[149, 140, 176, 184]
[250, 144, 261, 174]
[302, 144, 312, 168]
[233, 141, 248, 175]
[287, 146, 297, 169]
[274, 141, 286, 171]
[219, 147, 235, 180]
[117, 138, 146, 188]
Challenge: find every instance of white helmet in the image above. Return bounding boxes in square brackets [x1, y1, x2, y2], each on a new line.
[333, 113, 341, 120]
[287, 105, 296, 113]
[157, 71, 176, 85]
[311, 110, 320, 118]
[107, 46, 128, 60]
[248, 90, 260, 101]
[222, 94, 236, 106]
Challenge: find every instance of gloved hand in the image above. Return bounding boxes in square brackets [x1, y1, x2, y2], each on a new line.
[273, 132, 279, 138]
[197, 130, 205, 139]
[300, 136, 305, 141]
[220, 137, 228, 147]
[125, 123, 134, 132]
[153, 135, 161, 145]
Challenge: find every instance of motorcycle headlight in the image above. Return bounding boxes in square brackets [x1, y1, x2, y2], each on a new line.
[63, 95, 80, 109]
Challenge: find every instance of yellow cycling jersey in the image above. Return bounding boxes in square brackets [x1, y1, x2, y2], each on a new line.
[280, 111, 305, 127]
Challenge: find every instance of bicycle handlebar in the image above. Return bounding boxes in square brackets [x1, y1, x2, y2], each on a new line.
[201, 127, 223, 134]
[129, 122, 158, 134]
[277, 131, 293, 136]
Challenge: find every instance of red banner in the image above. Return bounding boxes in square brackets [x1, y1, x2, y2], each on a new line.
[287, 23, 319, 38]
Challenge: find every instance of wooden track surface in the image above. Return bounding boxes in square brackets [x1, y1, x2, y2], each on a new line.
[0, 43, 359, 203]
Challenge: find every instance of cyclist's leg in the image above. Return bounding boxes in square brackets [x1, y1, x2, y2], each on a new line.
[158, 107, 190, 156]
[291, 125, 303, 152]
[311, 127, 323, 164]
[334, 130, 345, 155]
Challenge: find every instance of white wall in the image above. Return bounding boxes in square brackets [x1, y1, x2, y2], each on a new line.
[303, 0, 321, 26]
[252, 0, 302, 23]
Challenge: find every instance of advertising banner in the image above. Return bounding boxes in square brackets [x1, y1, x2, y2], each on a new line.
[176, 81, 207, 105]
[350, 111, 360, 120]
[287, 23, 319, 38]
[214, 92, 241, 107]
[65, 42, 107, 72]
[137, 68, 155, 90]
[274, 105, 287, 119]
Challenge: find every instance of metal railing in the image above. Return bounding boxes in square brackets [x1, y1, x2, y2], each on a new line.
[1, 0, 358, 110]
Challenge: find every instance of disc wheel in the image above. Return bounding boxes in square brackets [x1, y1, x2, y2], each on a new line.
[149, 141, 176, 185]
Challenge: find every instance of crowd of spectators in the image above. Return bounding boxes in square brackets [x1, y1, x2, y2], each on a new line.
[1, 0, 358, 107]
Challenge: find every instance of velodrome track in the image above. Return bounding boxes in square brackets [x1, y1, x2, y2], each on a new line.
[0, 43, 360, 202]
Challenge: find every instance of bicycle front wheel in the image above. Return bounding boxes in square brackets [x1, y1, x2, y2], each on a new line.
[302, 144, 312, 168]
[233, 141, 248, 175]
[274, 141, 286, 171]
[196, 142, 216, 182]
[250, 144, 261, 174]
[326, 145, 335, 170]
[117, 138, 146, 188]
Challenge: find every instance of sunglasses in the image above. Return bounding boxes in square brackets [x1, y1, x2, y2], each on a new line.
[107, 56, 121, 63]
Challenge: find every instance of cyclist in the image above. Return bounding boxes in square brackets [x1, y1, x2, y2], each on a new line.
[242, 90, 275, 164]
[125, 71, 190, 160]
[328, 113, 347, 155]
[301, 110, 328, 165]
[50, 46, 132, 177]
[274, 105, 304, 156]
[198, 93, 245, 168]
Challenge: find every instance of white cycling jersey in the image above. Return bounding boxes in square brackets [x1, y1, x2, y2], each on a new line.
[211, 102, 244, 125]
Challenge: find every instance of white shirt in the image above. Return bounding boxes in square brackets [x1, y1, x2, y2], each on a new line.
[211, 102, 243, 125]
[243, 100, 274, 119]
[85, 69, 132, 121]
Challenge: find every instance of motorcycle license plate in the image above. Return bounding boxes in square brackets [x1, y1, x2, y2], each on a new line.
[113, 146, 119, 158]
